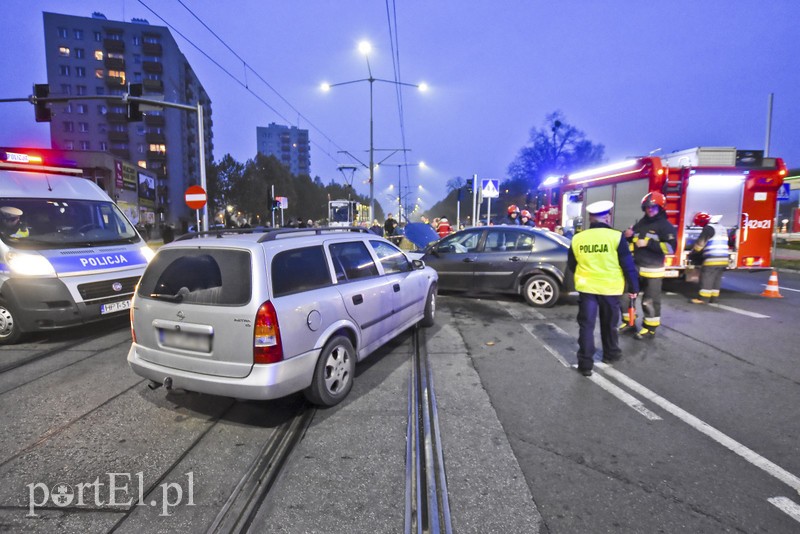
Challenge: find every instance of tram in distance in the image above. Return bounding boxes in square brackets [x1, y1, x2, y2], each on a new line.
[533, 147, 787, 277]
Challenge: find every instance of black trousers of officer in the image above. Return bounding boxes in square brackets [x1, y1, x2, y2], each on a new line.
[577, 292, 622, 371]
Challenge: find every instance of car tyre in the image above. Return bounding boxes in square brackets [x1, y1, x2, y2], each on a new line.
[523, 274, 559, 308]
[0, 301, 23, 345]
[304, 335, 356, 407]
[419, 285, 436, 327]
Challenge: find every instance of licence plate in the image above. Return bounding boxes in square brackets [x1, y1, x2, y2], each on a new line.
[100, 300, 131, 314]
[159, 329, 212, 353]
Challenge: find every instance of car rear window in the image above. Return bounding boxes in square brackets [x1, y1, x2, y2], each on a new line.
[137, 248, 252, 306]
[271, 246, 332, 297]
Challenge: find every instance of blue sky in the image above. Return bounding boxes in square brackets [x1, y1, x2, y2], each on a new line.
[1, 1, 798, 215]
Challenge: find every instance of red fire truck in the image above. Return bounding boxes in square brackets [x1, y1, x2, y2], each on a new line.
[533, 147, 787, 276]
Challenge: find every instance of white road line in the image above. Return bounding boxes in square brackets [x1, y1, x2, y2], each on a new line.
[587, 367, 662, 421]
[504, 307, 570, 367]
[707, 303, 770, 318]
[601, 366, 800, 493]
[761, 284, 800, 293]
[768, 497, 800, 524]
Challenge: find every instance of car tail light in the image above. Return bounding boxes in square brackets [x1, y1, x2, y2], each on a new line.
[254, 300, 283, 364]
[130, 305, 136, 343]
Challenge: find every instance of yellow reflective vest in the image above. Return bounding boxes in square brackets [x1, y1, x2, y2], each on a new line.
[571, 227, 626, 295]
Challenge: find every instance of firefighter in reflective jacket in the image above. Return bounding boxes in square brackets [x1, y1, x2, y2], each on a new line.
[689, 212, 729, 304]
[619, 192, 677, 340]
[568, 201, 639, 376]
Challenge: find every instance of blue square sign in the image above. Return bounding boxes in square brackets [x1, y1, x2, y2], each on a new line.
[777, 183, 790, 201]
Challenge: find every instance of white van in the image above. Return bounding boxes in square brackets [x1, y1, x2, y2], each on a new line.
[0, 150, 154, 344]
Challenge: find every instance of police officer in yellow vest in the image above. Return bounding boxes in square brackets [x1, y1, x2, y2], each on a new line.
[0, 206, 29, 238]
[568, 201, 639, 376]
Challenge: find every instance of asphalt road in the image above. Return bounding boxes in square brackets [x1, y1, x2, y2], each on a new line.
[0, 269, 797, 532]
[446, 268, 800, 532]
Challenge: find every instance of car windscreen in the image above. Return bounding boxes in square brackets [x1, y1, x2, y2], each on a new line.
[0, 197, 140, 249]
[137, 248, 252, 306]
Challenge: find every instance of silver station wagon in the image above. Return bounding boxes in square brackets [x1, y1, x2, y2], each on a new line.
[128, 227, 438, 406]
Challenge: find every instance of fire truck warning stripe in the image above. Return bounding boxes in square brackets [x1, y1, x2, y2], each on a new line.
[601, 364, 800, 494]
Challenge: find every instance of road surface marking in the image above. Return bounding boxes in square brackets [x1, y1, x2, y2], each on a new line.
[768, 497, 800, 524]
[504, 307, 569, 367]
[601, 365, 800, 493]
[707, 303, 769, 318]
[761, 284, 800, 293]
[587, 366, 662, 421]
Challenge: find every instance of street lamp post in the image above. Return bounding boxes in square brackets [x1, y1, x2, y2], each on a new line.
[378, 161, 425, 222]
[322, 41, 427, 222]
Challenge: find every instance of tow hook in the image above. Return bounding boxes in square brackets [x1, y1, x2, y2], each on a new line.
[163, 377, 173, 390]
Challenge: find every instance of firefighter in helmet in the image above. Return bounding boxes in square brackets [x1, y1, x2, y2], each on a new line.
[688, 212, 729, 304]
[520, 209, 535, 227]
[501, 204, 521, 225]
[618, 192, 677, 340]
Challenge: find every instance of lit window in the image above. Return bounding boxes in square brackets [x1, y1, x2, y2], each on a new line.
[108, 70, 126, 84]
[138, 160, 147, 168]
[95, 69, 104, 79]
[59, 46, 70, 57]
[94, 50, 103, 60]
[149, 144, 166, 154]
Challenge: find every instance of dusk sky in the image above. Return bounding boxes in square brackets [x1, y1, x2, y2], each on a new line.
[1, 1, 798, 215]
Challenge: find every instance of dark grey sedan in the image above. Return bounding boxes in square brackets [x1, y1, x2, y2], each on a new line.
[417, 225, 572, 307]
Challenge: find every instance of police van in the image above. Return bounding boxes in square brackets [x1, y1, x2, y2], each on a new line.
[0, 149, 154, 344]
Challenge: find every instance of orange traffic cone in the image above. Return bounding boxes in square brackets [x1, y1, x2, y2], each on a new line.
[760, 270, 783, 298]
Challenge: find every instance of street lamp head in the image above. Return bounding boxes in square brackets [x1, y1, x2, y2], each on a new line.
[418, 82, 429, 92]
[358, 41, 372, 55]
[320, 82, 331, 92]
[418, 161, 426, 168]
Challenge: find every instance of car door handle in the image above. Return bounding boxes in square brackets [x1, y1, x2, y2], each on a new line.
[393, 284, 400, 292]
[352, 294, 363, 305]
[463, 258, 475, 263]
[509, 256, 521, 261]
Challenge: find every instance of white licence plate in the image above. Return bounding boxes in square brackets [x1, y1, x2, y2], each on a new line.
[159, 329, 212, 353]
[100, 300, 131, 314]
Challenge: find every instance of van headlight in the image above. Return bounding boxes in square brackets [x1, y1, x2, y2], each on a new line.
[140, 246, 156, 263]
[6, 252, 56, 276]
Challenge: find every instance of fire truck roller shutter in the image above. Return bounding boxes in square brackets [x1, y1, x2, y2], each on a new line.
[614, 181, 651, 232]
[583, 184, 613, 226]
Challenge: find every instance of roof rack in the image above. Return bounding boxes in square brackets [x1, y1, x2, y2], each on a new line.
[257, 226, 368, 243]
[174, 227, 272, 241]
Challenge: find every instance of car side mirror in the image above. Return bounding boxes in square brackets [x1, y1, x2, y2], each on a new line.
[412, 259, 426, 270]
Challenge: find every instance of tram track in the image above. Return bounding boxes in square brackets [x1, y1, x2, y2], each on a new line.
[406, 326, 452, 534]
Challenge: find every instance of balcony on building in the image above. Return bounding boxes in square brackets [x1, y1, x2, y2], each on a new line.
[142, 42, 163, 56]
[147, 150, 166, 161]
[106, 111, 127, 123]
[108, 131, 129, 142]
[104, 57, 125, 70]
[103, 39, 125, 53]
[110, 147, 129, 158]
[145, 132, 166, 144]
[142, 79, 163, 93]
[144, 114, 165, 127]
[105, 75, 126, 87]
[142, 61, 163, 74]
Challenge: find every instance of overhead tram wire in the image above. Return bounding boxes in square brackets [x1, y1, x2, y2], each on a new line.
[385, 0, 413, 195]
[135, 0, 347, 167]
[172, 0, 341, 151]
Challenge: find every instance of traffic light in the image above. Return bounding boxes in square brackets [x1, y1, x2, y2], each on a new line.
[272, 200, 281, 211]
[127, 83, 143, 122]
[33, 84, 51, 122]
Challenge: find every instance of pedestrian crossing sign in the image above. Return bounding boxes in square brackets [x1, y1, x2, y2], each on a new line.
[777, 183, 790, 201]
[481, 179, 499, 199]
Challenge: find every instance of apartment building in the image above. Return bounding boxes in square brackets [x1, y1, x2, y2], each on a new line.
[256, 123, 310, 176]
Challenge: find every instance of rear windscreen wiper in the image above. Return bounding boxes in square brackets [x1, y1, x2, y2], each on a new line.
[149, 292, 184, 302]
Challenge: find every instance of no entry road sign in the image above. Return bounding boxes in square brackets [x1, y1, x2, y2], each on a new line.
[185, 185, 207, 210]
